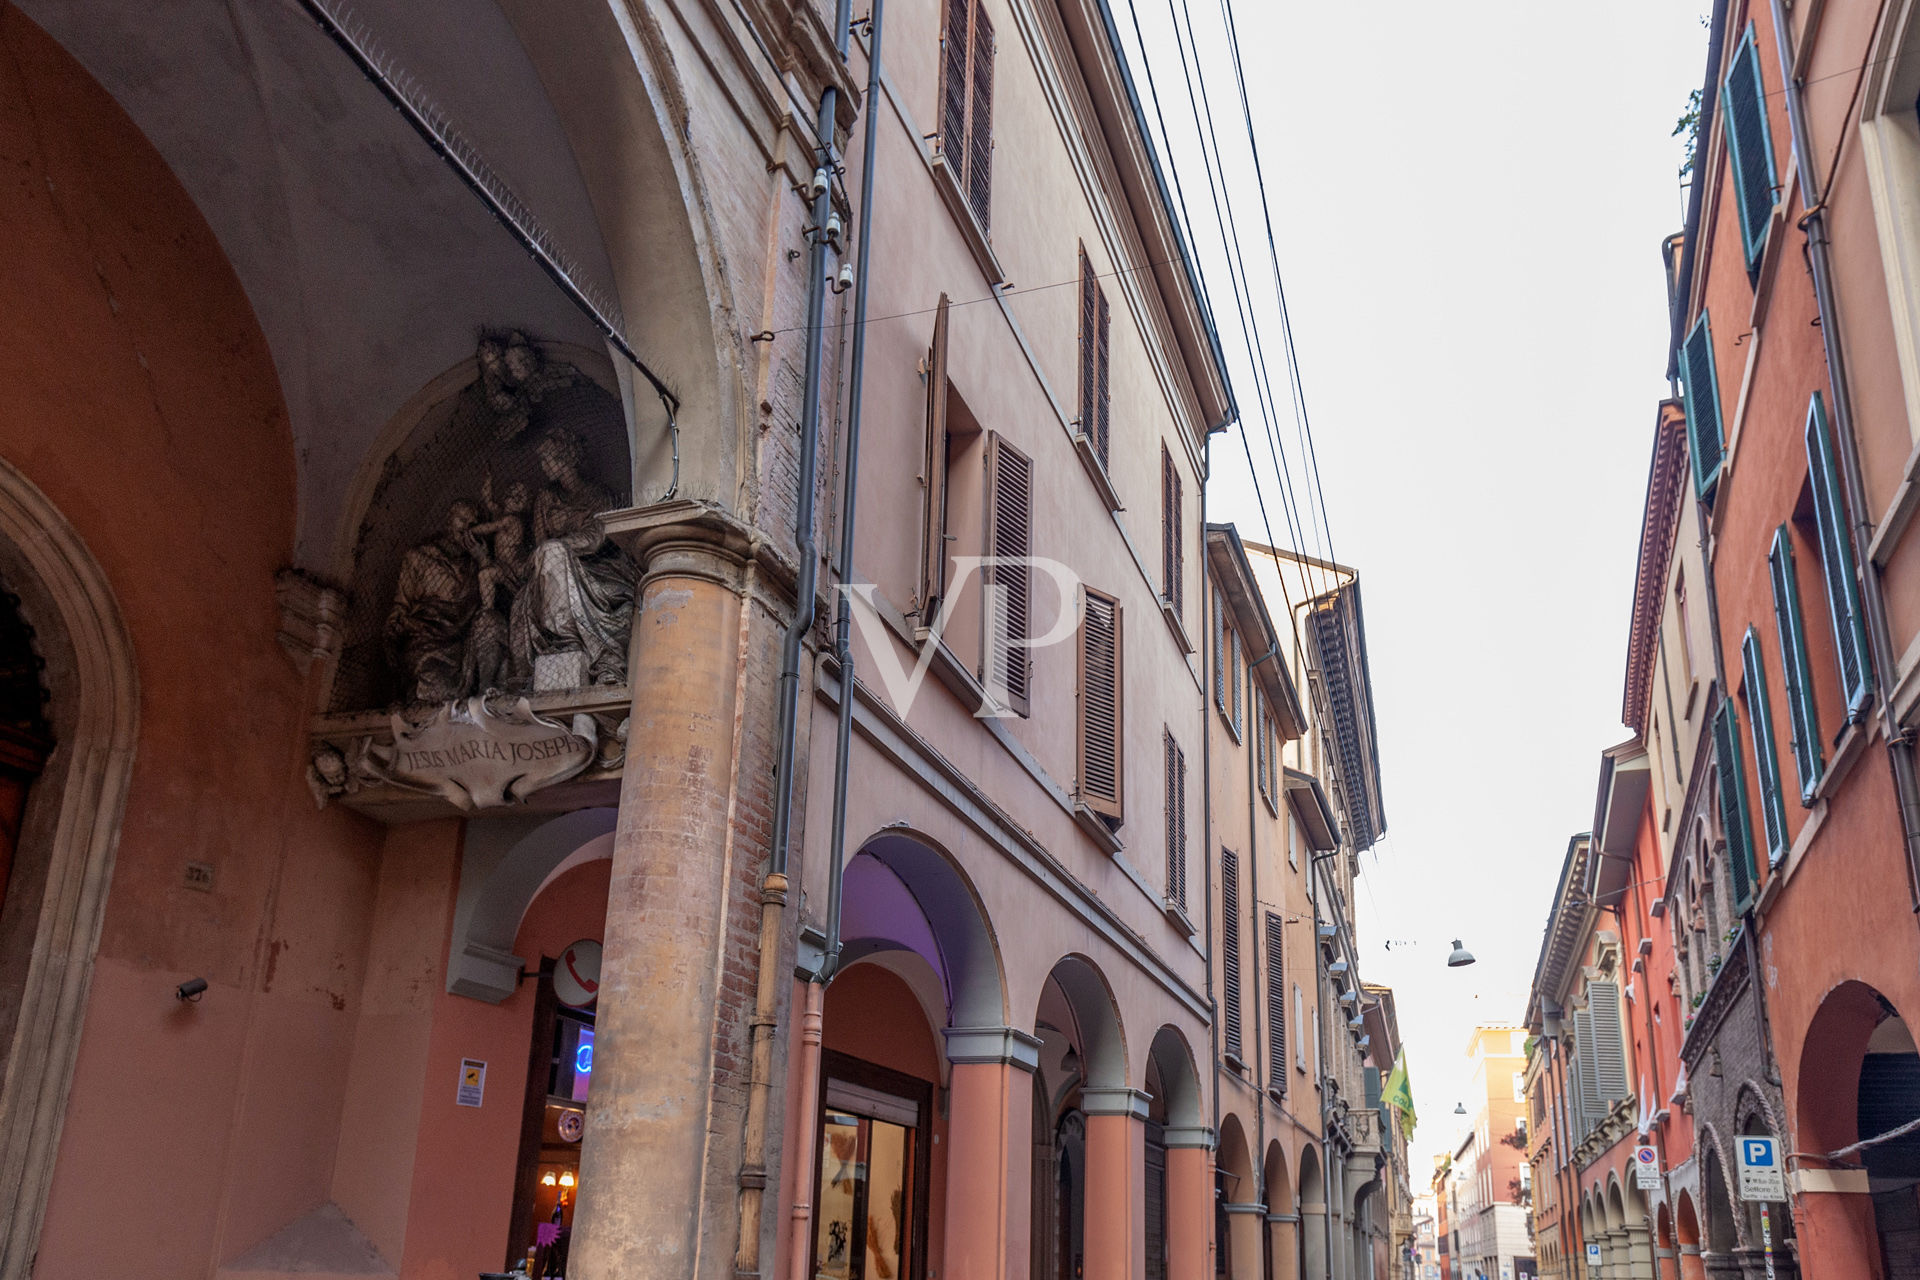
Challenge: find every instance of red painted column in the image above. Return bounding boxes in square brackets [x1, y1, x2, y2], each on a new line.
[941, 1029, 1040, 1280]
[1794, 1177, 1883, 1279]
[1084, 1087, 1149, 1280]
[1163, 1128, 1213, 1280]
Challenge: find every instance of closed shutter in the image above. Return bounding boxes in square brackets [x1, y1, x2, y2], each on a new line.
[1078, 588, 1123, 819]
[1293, 985, 1305, 1071]
[1211, 588, 1225, 712]
[1572, 1008, 1599, 1136]
[1680, 312, 1725, 497]
[1253, 689, 1268, 797]
[919, 294, 952, 619]
[1722, 25, 1778, 270]
[1230, 625, 1243, 736]
[1094, 285, 1111, 467]
[1079, 249, 1098, 446]
[1768, 524, 1824, 801]
[939, 0, 969, 168]
[1588, 981, 1629, 1106]
[965, 2, 994, 230]
[983, 433, 1032, 715]
[1164, 731, 1187, 910]
[1713, 698, 1759, 915]
[1740, 626, 1791, 867]
[1266, 911, 1286, 1093]
[1806, 391, 1874, 719]
[1161, 446, 1182, 619]
[1222, 847, 1243, 1061]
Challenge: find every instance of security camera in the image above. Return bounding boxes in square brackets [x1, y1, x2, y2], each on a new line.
[176, 977, 208, 1002]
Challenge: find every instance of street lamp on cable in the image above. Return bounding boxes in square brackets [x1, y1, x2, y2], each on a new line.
[1446, 939, 1477, 968]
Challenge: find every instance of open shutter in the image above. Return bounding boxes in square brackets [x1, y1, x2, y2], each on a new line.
[939, 0, 969, 166]
[1211, 588, 1225, 712]
[1806, 391, 1875, 719]
[1740, 627, 1791, 867]
[1161, 446, 1183, 619]
[1722, 26, 1779, 270]
[1266, 911, 1286, 1093]
[1588, 982, 1630, 1106]
[1230, 625, 1243, 736]
[1713, 698, 1759, 914]
[982, 433, 1032, 715]
[1164, 732, 1187, 910]
[1094, 285, 1111, 467]
[1572, 1008, 1599, 1136]
[1079, 249, 1098, 443]
[1222, 847, 1243, 1060]
[1078, 589, 1123, 819]
[1680, 312, 1725, 497]
[965, 1, 994, 229]
[919, 294, 952, 620]
[1769, 525, 1824, 801]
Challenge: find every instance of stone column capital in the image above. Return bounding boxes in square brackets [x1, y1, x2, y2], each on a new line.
[1222, 1202, 1268, 1216]
[1162, 1124, 1215, 1149]
[603, 499, 800, 598]
[1081, 1085, 1152, 1120]
[943, 1025, 1043, 1072]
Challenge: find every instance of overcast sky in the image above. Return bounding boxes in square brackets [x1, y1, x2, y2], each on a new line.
[1110, 0, 1711, 1177]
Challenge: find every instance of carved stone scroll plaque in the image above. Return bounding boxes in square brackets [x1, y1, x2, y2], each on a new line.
[360, 697, 597, 810]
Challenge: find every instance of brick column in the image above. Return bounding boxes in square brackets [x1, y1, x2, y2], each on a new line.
[1084, 1086, 1149, 1280]
[941, 1028, 1040, 1280]
[1223, 1202, 1267, 1280]
[569, 513, 768, 1280]
[1163, 1126, 1213, 1280]
[1266, 1210, 1299, 1280]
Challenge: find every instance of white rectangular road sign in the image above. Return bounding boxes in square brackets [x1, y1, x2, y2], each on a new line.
[1738, 1135, 1786, 1200]
[1586, 1242, 1602, 1267]
[1633, 1144, 1661, 1190]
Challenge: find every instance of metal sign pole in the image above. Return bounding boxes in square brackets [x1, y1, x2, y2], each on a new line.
[1760, 1205, 1775, 1280]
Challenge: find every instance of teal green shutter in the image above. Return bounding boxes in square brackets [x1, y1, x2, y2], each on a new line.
[1722, 26, 1779, 270]
[1768, 526, 1824, 801]
[1805, 392, 1874, 719]
[1681, 313, 1725, 497]
[1714, 698, 1759, 914]
[1740, 627, 1790, 867]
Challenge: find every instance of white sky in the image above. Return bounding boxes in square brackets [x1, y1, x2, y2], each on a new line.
[1110, 0, 1710, 1176]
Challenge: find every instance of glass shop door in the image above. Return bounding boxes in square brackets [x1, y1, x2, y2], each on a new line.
[812, 1070, 926, 1280]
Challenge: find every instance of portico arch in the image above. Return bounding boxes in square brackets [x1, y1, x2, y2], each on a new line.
[447, 807, 619, 1001]
[849, 831, 1006, 1031]
[1297, 1142, 1327, 1280]
[1264, 1141, 1296, 1280]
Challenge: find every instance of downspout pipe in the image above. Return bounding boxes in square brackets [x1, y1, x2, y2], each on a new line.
[1247, 677, 1267, 1218]
[1200, 480, 1222, 1277]
[1766, 0, 1920, 917]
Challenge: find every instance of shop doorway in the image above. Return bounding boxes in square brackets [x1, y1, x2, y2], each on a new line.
[811, 1052, 930, 1280]
[508, 936, 601, 1276]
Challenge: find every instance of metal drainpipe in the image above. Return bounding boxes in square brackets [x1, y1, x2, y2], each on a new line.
[1765, 0, 1920, 917]
[1309, 846, 1338, 1280]
[770, 5, 856, 1277]
[1247, 680, 1268, 1227]
[1200, 497, 1222, 1276]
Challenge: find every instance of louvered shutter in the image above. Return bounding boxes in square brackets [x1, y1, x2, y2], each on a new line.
[1572, 1008, 1600, 1136]
[1253, 689, 1267, 797]
[1094, 287, 1111, 467]
[1230, 625, 1243, 737]
[1164, 732, 1187, 910]
[965, 2, 994, 230]
[919, 294, 952, 620]
[1211, 588, 1225, 711]
[1588, 982, 1630, 1106]
[1806, 391, 1874, 719]
[983, 434, 1032, 715]
[1222, 847, 1243, 1060]
[1713, 698, 1759, 915]
[1740, 627, 1790, 867]
[1293, 986, 1305, 1071]
[1722, 26, 1778, 270]
[1078, 589, 1123, 819]
[1768, 525, 1824, 801]
[1079, 250, 1098, 443]
[1161, 447, 1183, 620]
[1266, 911, 1286, 1093]
[1680, 312, 1725, 497]
[939, 0, 969, 167]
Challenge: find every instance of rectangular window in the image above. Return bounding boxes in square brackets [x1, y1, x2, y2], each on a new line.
[939, 0, 995, 230]
[1265, 911, 1286, 1093]
[1294, 985, 1306, 1072]
[1805, 391, 1874, 719]
[919, 295, 953, 620]
[1769, 525, 1824, 800]
[1161, 446, 1183, 621]
[1722, 24, 1779, 271]
[1164, 731, 1187, 910]
[1740, 628, 1791, 867]
[1712, 697, 1759, 914]
[1078, 248, 1111, 468]
[1587, 981, 1630, 1106]
[1230, 625, 1244, 738]
[1077, 588, 1124, 820]
[982, 434, 1032, 715]
[1211, 587, 1226, 713]
[1680, 311, 1725, 497]
[1222, 846, 1243, 1062]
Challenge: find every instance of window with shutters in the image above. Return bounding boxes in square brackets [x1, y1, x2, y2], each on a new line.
[938, 0, 995, 232]
[1740, 628, 1790, 868]
[1230, 627, 1244, 739]
[1265, 911, 1286, 1094]
[1294, 985, 1306, 1072]
[1769, 524, 1824, 801]
[1805, 391, 1875, 720]
[1077, 247, 1113, 470]
[1722, 24, 1779, 272]
[1680, 311, 1725, 498]
[1222, 847, 1243, 1063]
[1712, 698, 1759, 915]
[1160, 446, 1183, 621]
[1077, 588, 1124, 821]
[1164, 731, 1188, 911]
[1586, 982, 1630, 1111]
[982, 433, 1032, 715]
[1211, 587, 1226, 714]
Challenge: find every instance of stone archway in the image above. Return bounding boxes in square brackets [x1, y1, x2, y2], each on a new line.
[0, 458, 138, 1280]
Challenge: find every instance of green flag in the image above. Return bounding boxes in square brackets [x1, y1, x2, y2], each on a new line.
[1383, 1048, 1415, 1140]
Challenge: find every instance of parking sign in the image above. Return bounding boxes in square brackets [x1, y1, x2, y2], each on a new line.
[1738, 1135, 1786, 1200]
[1633, 1144, 1661, 1190]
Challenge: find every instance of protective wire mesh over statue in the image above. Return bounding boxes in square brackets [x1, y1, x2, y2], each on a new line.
[332, 332, 636, 712]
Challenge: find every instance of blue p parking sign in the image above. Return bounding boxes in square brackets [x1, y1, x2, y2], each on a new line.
[1738, 1135, 1786, 1200]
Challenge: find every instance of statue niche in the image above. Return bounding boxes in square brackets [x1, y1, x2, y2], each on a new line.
[332, 333, 635, 712]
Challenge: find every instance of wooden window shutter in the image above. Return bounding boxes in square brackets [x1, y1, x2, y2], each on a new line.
[1161, 446, 1183, 619]
[1211, 588, 1225, 712]
[1740, 627, 1790, 867]
[1254, 688, 1267, 796]
[1768, 524, 1824, 800]
[919, 294, 952, 620]
[1266, 911, 1286, 1093]
[1680, 312, 1725, 497]
[1230, 626, 1243, 736]
[1805, 391, 1874, 719]
[983, 433, 1032, 714]
[1164, 731, 1187, 910]
[1222, 847, 1243, 1060]
[1293, 986, 1305, 1071]
[1094, 285, 1111, 467]
[1079, 249, 1098, 444]
[1078, 588, 1123, 819]
[965, 2, 994, 230]
[1721, 26, 1778, 271]
[1588, 981, 1629, 1105]
[1712, 697, 1759, 915]
[939, 0, 970, 168]
[1571, 1007, 1599, 1135]
[939, 0, 993, 230]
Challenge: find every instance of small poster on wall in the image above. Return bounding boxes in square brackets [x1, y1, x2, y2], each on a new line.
[457, 1058, 487, 1107]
